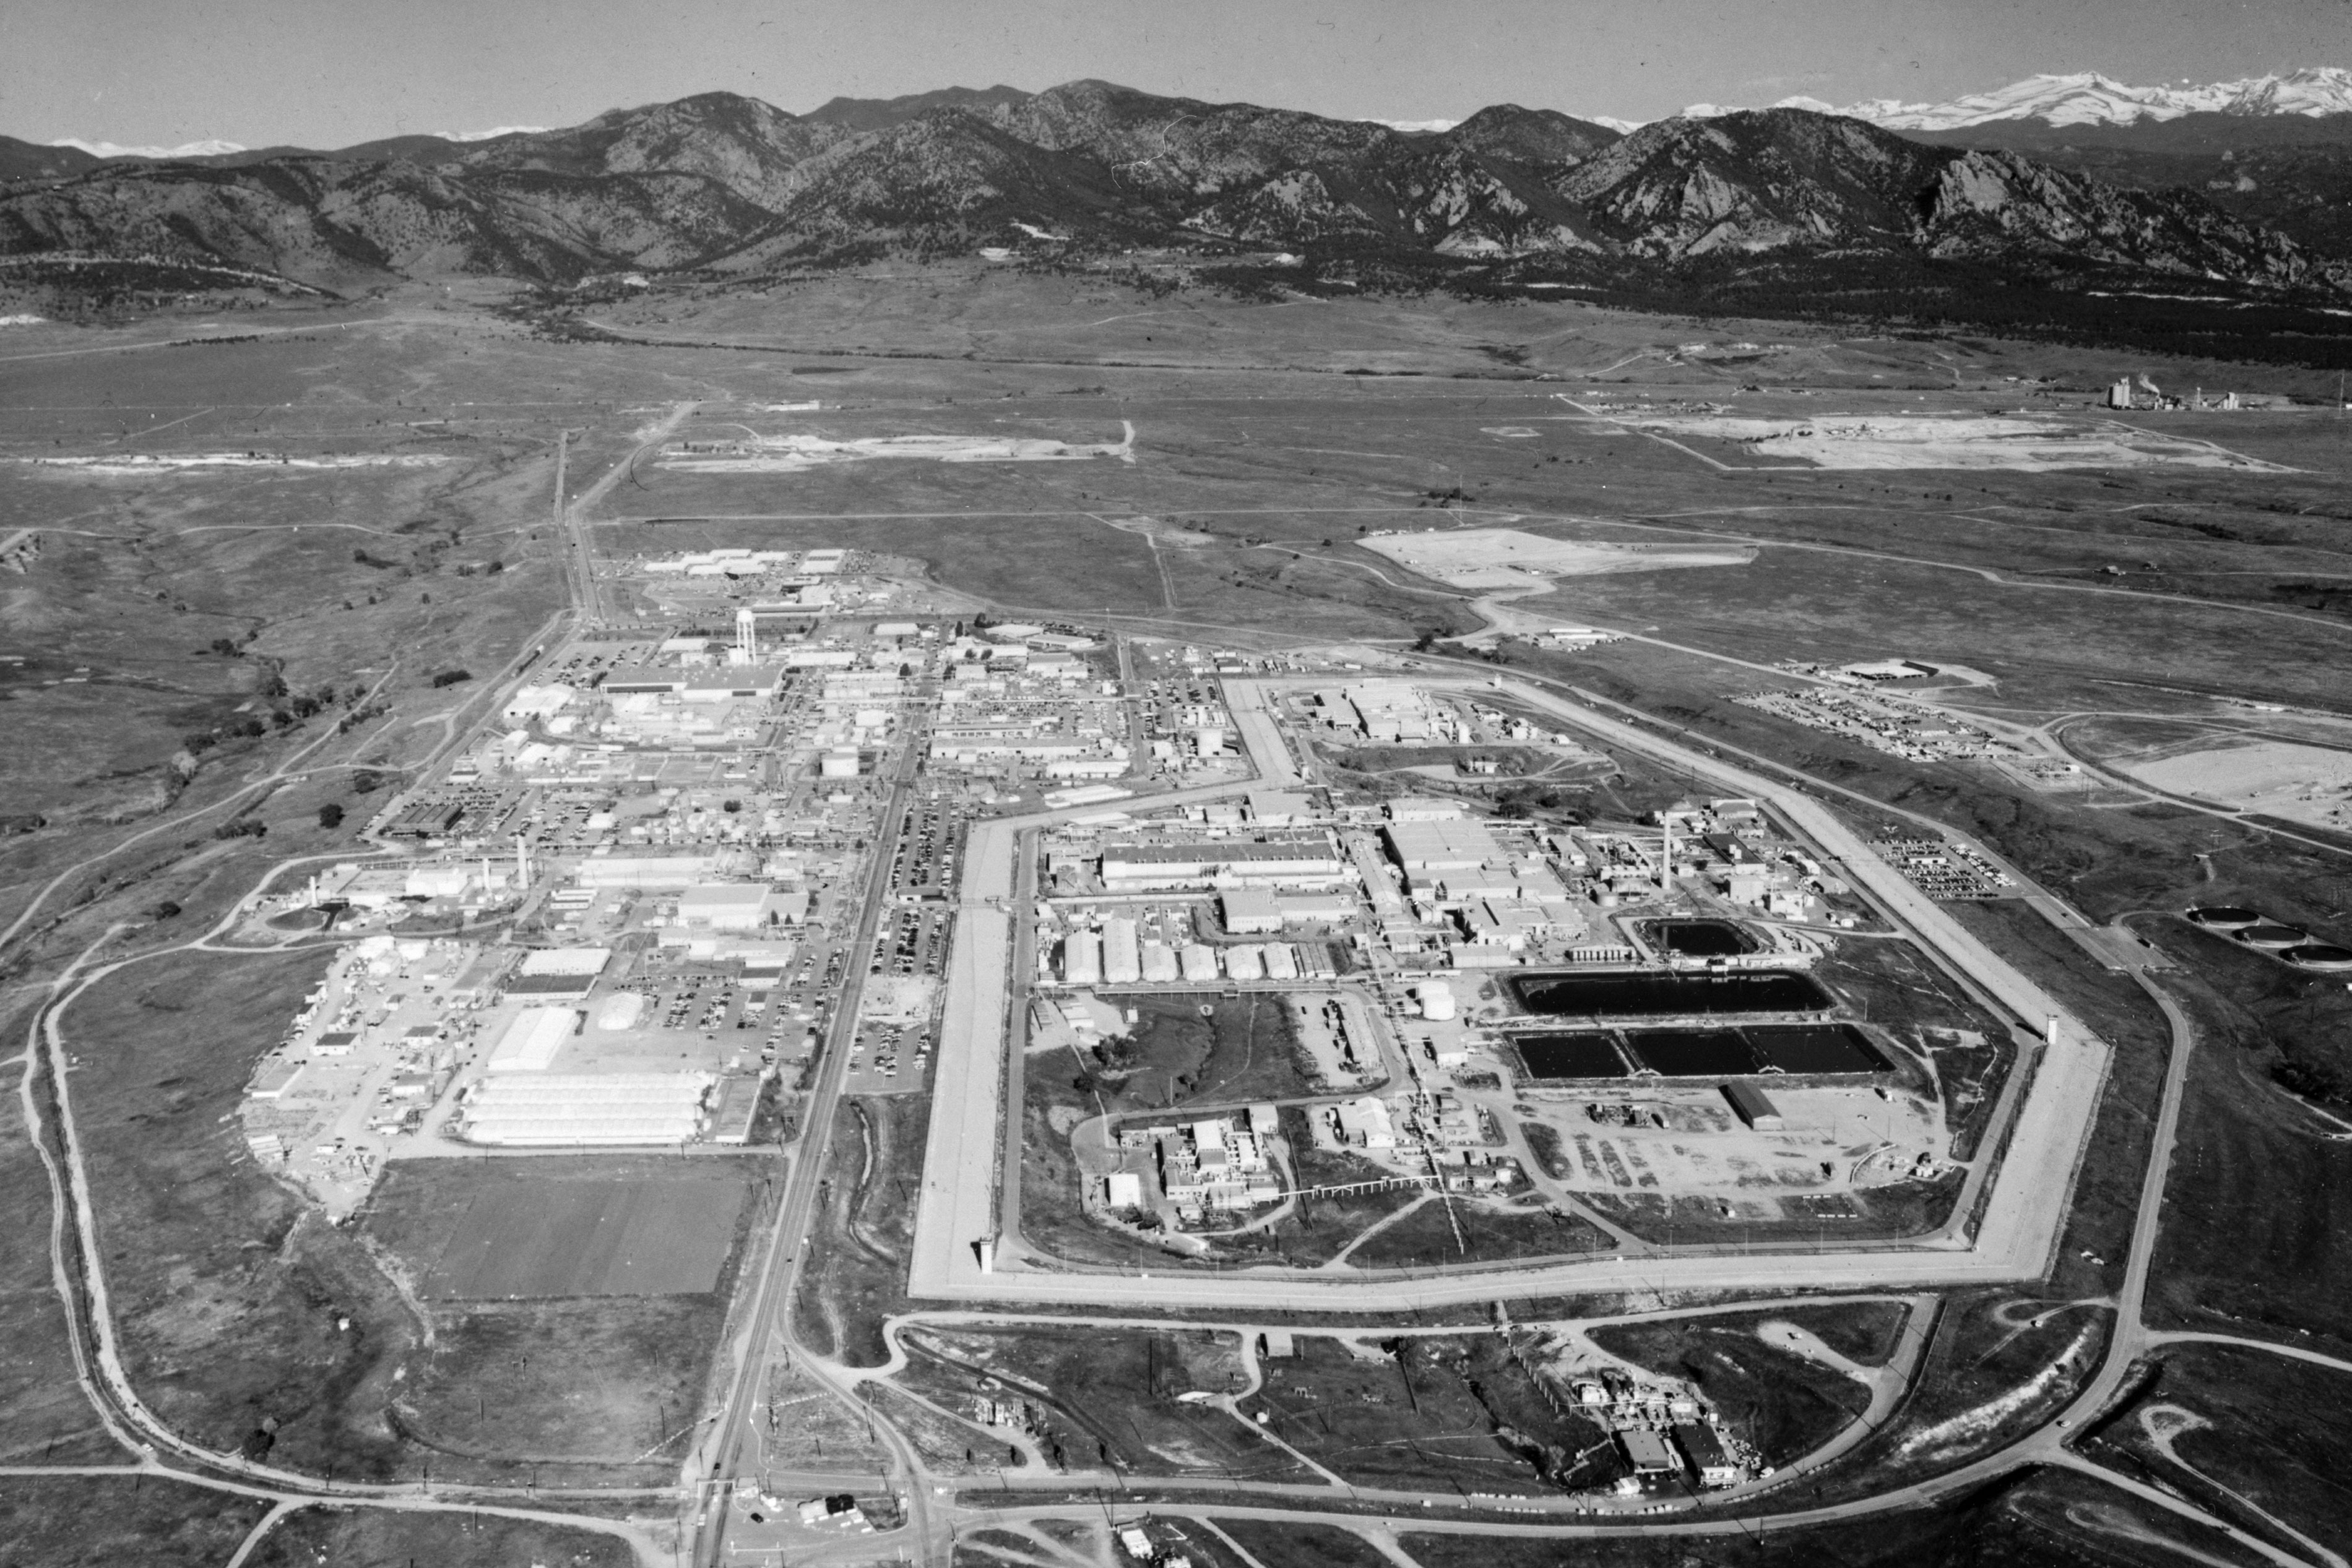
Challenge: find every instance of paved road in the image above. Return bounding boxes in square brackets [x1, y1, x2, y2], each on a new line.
[908, 671, 2112, 1312]
[690, 735, 929, 1567]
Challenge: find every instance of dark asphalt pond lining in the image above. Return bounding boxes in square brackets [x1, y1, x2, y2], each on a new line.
[1508, 970, 1832, 1018]
[1746, 1023, 1892, 1074]
[1623, 1028, 1760, 1075]
[1638, 918, 1757, 958]
[1516, 1033, 1632, 1079]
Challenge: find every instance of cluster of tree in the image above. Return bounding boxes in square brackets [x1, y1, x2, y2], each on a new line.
[2276, 1055, 2351, 1109]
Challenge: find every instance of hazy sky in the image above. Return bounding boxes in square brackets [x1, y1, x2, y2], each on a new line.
[6, 0, 2346, 148]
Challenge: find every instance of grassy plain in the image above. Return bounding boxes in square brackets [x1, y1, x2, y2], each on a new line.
[1209, 1518, 1393, 1568]
[59, 945, 418, 1476]
[2082, 1341, 2352, 1559]
[1402, 1461, 2271, 1567]
[792, 1093, 927, 1367]
[0, 997, 118, 1465]
[1586, 1315, 1877, 1467]
[364, 1161, 756, 1299]
[244, 1503, 638, 1568]
[9, 265, 2352, 1554]
[1241, 1332, 1626, 1495]
[892, 1324, 1287, 1477]
[1344, 1195, 1611, 1269]
[0, 1471, 269, 1567]
[2143, 989, 2352, 1352]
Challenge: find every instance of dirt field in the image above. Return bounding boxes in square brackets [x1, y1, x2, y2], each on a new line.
[658, 420, 1135, 472]
[400, 1174, 748, 1298]
[2121, 739, 2352, 831]
[1359, 525, 1752, 587]
[1606, 411, 2293, 472]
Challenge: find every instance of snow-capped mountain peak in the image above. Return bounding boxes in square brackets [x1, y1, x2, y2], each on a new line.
[1672, 67, 2352, 131]
[47, 136, 247, 159]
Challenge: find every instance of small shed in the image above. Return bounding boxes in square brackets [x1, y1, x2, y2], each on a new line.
[1722, 1080, 1785, 1131]
[1619, 1427, 1678, 1474]
[1675, 1422, 1740, 1488]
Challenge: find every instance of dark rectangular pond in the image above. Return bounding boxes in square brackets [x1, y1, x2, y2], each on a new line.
[1747, 1023, 1892, 1074]
[1623, 1028, 1762, 1076]
[1516, 1033, 1631, 1080]
[1638, 918, 1757, 958]
[1508, 970, 1832, 1019]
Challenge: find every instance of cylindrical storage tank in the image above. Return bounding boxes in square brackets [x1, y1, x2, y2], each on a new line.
[1416, 981, 1457, 1021]
[2186, 906, 2261, 928]
[2285, 943, 2352, 972]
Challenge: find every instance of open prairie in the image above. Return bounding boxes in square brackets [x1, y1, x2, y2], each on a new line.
[5, 261, 2352, 1566]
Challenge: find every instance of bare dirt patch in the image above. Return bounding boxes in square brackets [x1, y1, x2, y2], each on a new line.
[1360, 526, 1752, 588]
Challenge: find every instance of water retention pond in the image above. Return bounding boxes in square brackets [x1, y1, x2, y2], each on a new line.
[1507, 970, 1833, 1019]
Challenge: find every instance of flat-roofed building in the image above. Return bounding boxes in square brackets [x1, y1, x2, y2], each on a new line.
[1221, 889, 1284, 934]
[1383, 817, 1502, 872]
[1247, 790, 1315, 825]
[574, 854, 717, 888]
[519, 946, 612, 976]
[1101, 834, 1347, 889]
[1619, 1428, 1678, 1475]
[678, 885, 783, 931]
[1723, 1080, 1784, 1130]
[1675, 1423, 1740, 1488]
[1336, 1096, 1395, 1149]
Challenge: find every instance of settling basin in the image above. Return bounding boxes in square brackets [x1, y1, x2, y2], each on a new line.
[1515, 1022, 1892, 1082]
[1508, 970, 1832, 1020]
[1638, 918, 1758, 958]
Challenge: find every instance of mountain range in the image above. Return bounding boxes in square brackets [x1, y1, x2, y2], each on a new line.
[1725, 67, 2352, 132]
[2, 74, 2346, 338]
